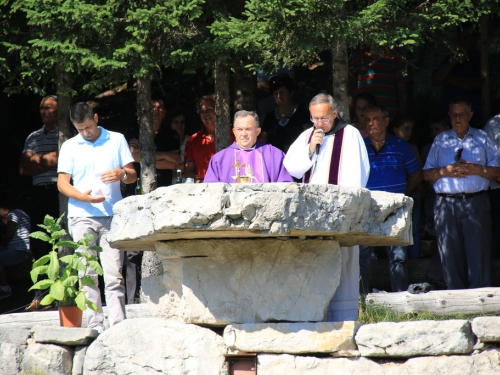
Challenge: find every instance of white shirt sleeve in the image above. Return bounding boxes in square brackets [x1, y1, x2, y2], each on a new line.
[283, 128, 314, 179]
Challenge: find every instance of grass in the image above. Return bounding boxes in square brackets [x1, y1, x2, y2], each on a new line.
[357, 297, 499, 324]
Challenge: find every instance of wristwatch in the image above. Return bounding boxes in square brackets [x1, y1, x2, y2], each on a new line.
[482, 166, 488, 176]
[121, 169, 127, 182]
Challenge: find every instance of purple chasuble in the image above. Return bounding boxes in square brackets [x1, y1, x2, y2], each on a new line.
[204, 141, 293, 183]
[232, 147, 265, 182]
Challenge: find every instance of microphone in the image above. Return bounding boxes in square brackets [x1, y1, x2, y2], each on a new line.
[316, 129, 324, 155]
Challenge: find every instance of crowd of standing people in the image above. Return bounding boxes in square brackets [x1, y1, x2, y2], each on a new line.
[1, 22, 499, 325]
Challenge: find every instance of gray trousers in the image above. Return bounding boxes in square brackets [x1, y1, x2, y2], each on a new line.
[69, 217, 126, 329]
[435, 193, 491, 290]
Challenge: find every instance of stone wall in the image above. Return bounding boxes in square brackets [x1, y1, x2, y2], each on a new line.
[2, 306, 500, 374]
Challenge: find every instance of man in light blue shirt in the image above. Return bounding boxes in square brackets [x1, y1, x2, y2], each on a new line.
[423, 97, 500, 290]
[58, 102, 136, 332]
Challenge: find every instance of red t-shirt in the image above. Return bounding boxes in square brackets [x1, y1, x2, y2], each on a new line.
[184, 128, 215, 179]
[185, 128, 236, 179]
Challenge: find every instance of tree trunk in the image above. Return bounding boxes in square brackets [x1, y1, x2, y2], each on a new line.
[136, 76, 156, 194]
[56, 65, 72, 220]
[136, 75, 162, 279]
[214, 56, 232, 152]
[331, 40, 350, 123]
[480, 14, 491, 122]
[366, 287, 500, 316]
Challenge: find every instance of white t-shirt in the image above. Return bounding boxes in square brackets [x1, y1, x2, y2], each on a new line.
[58, 127, 134, 217]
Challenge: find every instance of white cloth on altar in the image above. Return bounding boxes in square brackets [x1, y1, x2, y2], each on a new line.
[284, 124, 370, 321]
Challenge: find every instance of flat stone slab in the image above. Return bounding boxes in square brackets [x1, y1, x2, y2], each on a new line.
[257, 350, 500, 374]
[32, 325, 98, 346]
[355, 320, 474, 357]
[110, 183, 412, 251]
[472, 317, 500, 343]
[224, 321, 360, 354]
[143, 238, 342, 325]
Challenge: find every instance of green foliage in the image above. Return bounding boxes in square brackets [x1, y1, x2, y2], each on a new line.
[28, 214, 103, 312]
[211, 0, 500, 71]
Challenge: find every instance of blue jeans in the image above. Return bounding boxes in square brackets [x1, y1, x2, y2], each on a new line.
[387, 245, 408, 292]
[0, 248, 31, 270]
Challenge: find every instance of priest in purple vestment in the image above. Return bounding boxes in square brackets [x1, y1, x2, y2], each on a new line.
[204, 110, 293, 183]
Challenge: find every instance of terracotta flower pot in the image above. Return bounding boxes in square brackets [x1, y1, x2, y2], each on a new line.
[58, 306, 83, 327]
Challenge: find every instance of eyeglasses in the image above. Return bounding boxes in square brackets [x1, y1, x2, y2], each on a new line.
[454, 148, 463, 162]
[310, 115, 331, 124]
[197, 107, 214, 114]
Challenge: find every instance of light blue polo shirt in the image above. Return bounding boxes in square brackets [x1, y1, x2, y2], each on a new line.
[423, 126, 499, 194]
[58, 127, 134, 217]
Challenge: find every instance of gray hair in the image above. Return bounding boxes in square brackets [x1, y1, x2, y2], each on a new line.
[41, 95, 58, 102]
[196, 94, 215, 110]
[309, 93, 337, 111]
[365, 104, 390, 119]
[233, 110, 260, 127]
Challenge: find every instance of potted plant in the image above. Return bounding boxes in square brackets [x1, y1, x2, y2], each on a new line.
[29, 214, 103, 327]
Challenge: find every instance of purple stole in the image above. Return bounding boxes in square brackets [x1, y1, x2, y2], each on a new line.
[304, 128, 345, 185]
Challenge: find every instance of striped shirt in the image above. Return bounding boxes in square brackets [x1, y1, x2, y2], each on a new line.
[22, 125, 58, 185]
[365, 134, 421, 194]
[6, 209, 31, 252]
[349, 50, 410, 119]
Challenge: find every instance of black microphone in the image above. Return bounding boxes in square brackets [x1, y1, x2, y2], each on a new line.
[316, 129, 324, 155]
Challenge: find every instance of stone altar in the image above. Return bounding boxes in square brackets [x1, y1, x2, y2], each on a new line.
[109, 183, 412, 325]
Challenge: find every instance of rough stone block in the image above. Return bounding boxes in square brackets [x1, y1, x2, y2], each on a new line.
[84, 318, 227, 375]
[257, 354, 386, 374]
[402, 349, 500, 374]
[355, 320, 474, 357]
[33, 325, 98, 346]
[143, 238, 341, 325]
[257, 350, 500, 374]
[224, 321, 360, 354]
[110, 183, 412, 251]
[0, 343, 25, 375]
[472, 317, 500, 342]
[72, 346, 87, 375]
[0, 327, 30, 345]
[21, 342, 73, 375]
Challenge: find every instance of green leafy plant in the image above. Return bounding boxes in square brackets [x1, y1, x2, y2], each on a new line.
[28, 214, 103, 311]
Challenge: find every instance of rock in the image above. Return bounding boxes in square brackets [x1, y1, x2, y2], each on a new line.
[258, 350, 500, 374]
[0, 327, 30, 345]
[84, 318, 227, 374]
[110, 183, 412, 251]
[257, 354, 387, 374]
[472, 317, 500, 342]
[144, 238, 341, 325]
[72, 346, 87, 375]
[355, 320, 474, 357]
[224, 322, 360, 354]
[0, 304, 153, 333]
[0, 343, 25, 375]
[33, 325, 99, 346]
[402, 349, 500, 374]
[20, 342, 73, 375]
